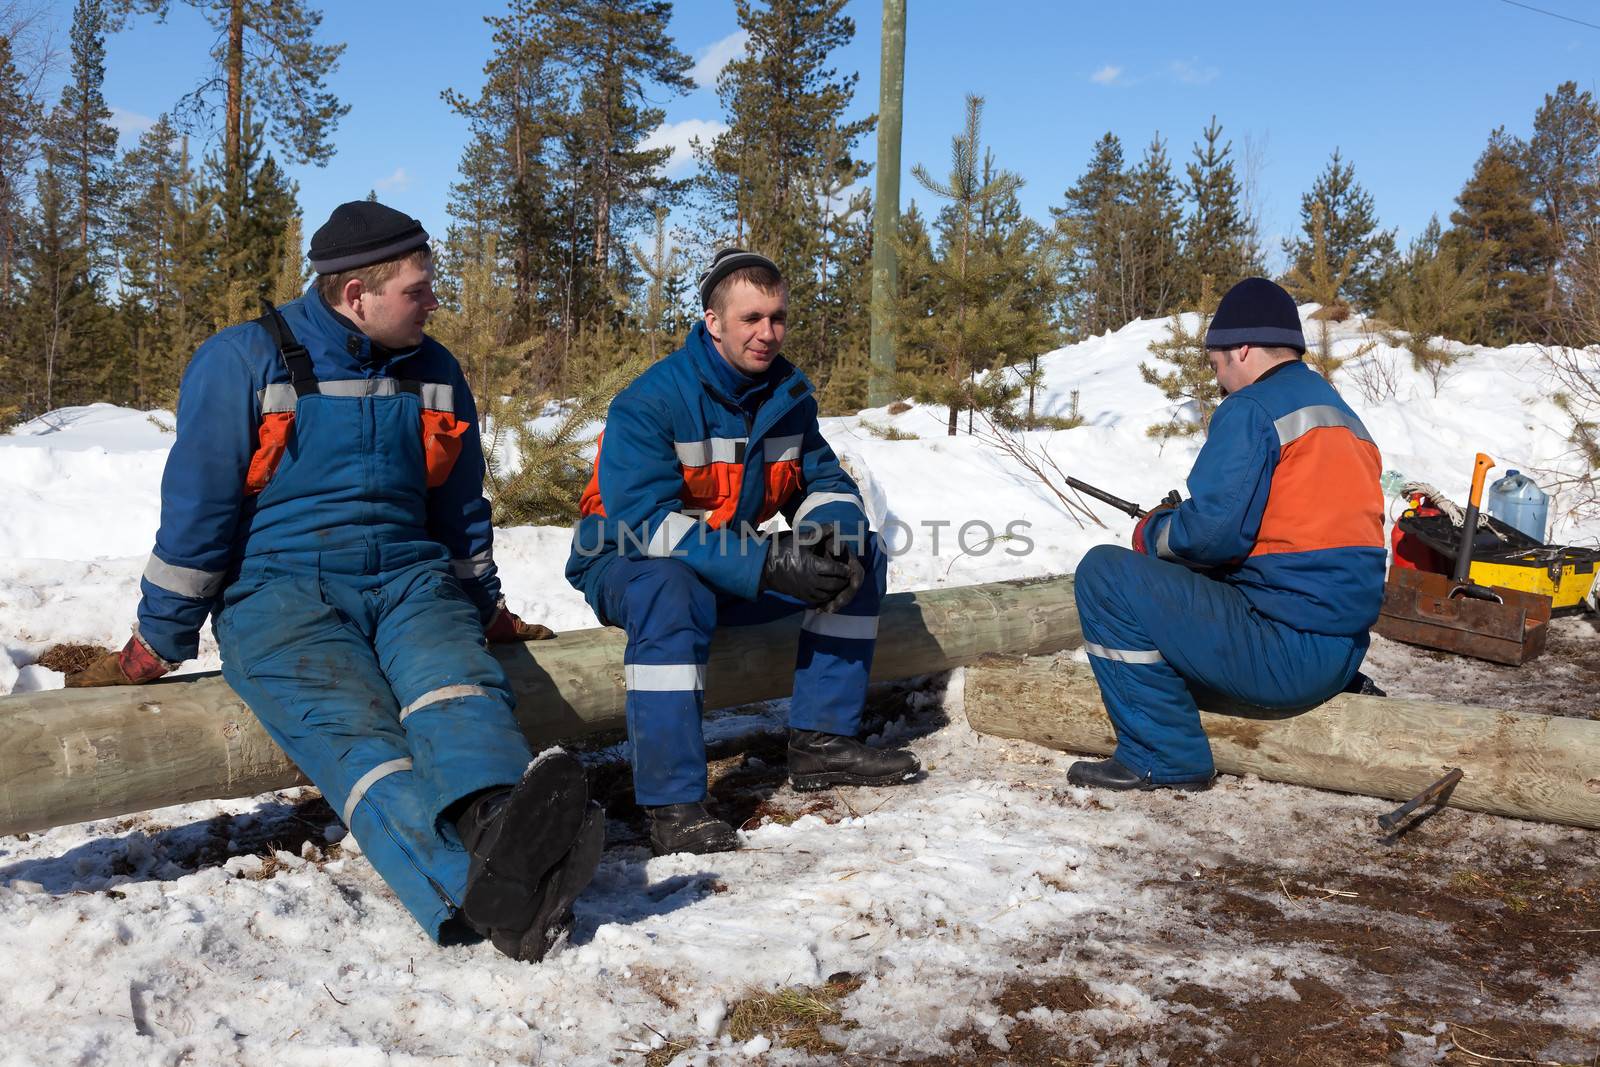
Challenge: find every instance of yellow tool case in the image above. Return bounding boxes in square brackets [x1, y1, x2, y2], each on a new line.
[1394, 511, 1600, 611]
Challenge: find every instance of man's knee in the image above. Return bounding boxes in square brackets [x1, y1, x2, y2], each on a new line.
[622, 558, 717, 634]
[1075, 543, 1139, 600]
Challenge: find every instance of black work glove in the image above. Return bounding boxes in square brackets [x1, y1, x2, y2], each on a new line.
[762, 528, 865, 611]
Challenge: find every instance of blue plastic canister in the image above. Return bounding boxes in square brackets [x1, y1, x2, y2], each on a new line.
[1485, 469, 1549, 543]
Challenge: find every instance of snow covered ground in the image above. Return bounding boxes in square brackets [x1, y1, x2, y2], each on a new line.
[1, 310, 1597, 1064]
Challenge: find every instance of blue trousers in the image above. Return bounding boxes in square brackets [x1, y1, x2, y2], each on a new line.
[595, 537, 888, 806]
[1073, 544, 1367, 783]
[215, 546, 534, 939]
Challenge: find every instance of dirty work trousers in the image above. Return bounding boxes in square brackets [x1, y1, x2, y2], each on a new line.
[594, 536, 889, 806]
[1072, 544, 1368, 784]
[215, 546, 534, 939]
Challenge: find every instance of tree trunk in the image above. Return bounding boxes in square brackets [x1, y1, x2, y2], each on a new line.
[0, 577, 1081, 837]
[964, 656, 1600, 831]
[224, 0, 244, 182]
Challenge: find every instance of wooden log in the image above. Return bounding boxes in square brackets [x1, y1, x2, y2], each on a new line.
[0, 576, 1080, 837]
[963, 655, 1600, 831]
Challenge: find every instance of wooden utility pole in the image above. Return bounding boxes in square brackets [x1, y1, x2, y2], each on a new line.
[868, 0, 906, 408]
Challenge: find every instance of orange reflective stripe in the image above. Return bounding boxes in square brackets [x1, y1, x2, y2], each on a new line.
[1251, 429, 1384, 557]
[246, 412, 295, 494]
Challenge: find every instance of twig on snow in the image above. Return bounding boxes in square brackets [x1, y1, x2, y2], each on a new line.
[322, 984, 348, 1007]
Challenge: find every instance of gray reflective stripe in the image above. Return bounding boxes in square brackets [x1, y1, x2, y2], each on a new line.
[801, 611, 879, 639]
[258, 383, 299, 414]
[766, 434, 804, 463]
[417, 382, 454, 411]
[1154, 518, 1190, 565]
[143, 553, 227, 599]
[398, 684, 493, 722]
[793, 492, 863, 526]
[341, 757, 414, 827]
[318, 379, 398, 398]
[646, 511, 699, 557]
[1084, 642, 1164, 665]
[1273, 405, 1375, 448]
[452, 548, 494, 579]
[624, 663, 707, 691]
[674, 437, 745, 467]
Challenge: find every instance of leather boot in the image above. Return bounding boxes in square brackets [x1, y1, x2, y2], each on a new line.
[456, 751, 592, 954]
[495, 802, 606, 962]
[645, 802, 739, 856]
[787, 729, 920, 792]
[1065, 756, 1212, 793]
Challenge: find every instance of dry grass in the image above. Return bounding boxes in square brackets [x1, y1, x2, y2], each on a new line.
[725, 973, 864, 1054]
[36, 643, 109, 674]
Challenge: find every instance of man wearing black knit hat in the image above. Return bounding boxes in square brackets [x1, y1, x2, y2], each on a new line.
[1069, 277, 1386, 793]
[565, 248, 919, 856]
[67, 200, 605, 962]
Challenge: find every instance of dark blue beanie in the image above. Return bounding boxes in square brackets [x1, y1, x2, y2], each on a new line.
[1204, 277, 1306, 353]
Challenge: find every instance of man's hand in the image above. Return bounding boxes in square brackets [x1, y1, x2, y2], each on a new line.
[65, 633, 173, 688]
[762, 529, 860, 609]
[485, 599, 555, 643]
[1131, 493, 1182, 555]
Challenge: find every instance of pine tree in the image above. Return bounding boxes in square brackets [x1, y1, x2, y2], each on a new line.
[1052, 131, 1128, 337]
[0, 33, 41, 354]
[1528, 81, 1600, 315]
[1443, 126, 1551, 343]
[629, 203, 689, 361]
[1140, 275, 1219, 438]
[1284, 149, 1396, 311]
[1121, 133, 1183, 321]
[1181, 116, 1256, 299]
[204, 99, 301, 322]
[1283, 202, 1366, 381]
[50, 0, 119, 269]
[696, 0, 874, 374]
[1384, 221, 1497, 396]
[118, 0, 347, 178]
[550, 0, 692, 287]
[906, 95, 1057, 435]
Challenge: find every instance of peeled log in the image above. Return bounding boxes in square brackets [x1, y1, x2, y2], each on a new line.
[0, 577, 1080, 838]
[964, 655, 1600, 831]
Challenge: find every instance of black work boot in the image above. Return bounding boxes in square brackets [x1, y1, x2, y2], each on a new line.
[1066, 756, 1212, 793]
[497, 802, 606, 962]
[787, 729, 920, 792]
[455, 750, 595, 959]
[645, 802, 739, 856]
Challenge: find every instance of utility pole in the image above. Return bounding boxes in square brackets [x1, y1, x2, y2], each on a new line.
[868, 0, 906, 408]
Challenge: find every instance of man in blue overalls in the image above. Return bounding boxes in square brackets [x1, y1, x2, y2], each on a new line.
[1070, 277, 1386, 792]
[69, 201, 602, 962]
[566, 249, 919, 856]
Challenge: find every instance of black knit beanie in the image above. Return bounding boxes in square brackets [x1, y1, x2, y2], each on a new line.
[697, 248, 781, 308]
[309, 201, 430, 274]
[1205, 277, 1306, 353]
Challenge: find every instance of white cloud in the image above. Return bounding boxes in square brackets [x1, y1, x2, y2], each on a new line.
[1090, 64, 1124, 86]
[109, 106, 154, 144]
[690, 30, 748, 89]
[640, 118, 729, 176]
[375, 167, 411, 192]
[1170, 59, 1219, 85]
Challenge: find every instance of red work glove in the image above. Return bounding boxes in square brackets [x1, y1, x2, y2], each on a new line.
[484, 598, 555, 643]
[65, 631, 175, 688]
[1131, 496, 1180, 555]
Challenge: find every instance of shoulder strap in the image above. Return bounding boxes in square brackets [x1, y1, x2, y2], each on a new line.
[256, 298, 318, 398]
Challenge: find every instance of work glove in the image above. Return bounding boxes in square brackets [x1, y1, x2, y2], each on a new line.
[65, 631, 175, 688]
[762, 528, 865, 612]
[484, 598, 556, 643]
[1130, 490, 1183, 555]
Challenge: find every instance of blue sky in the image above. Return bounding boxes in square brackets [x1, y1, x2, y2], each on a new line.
[55, 0, 1600, 272]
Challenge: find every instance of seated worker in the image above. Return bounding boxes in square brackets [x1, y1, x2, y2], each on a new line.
[565, 249, 919, 856]
[1070, 277, 1385, 791]
[68, 200, 603, 962]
